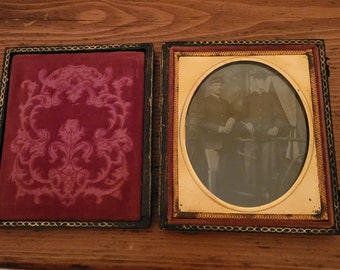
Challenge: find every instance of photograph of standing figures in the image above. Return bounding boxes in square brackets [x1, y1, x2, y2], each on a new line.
[186, 61, 308, 207]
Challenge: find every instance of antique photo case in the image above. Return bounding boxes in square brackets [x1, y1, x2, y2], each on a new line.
[160, 40, 340, 234]
[0, 43, 153, 228]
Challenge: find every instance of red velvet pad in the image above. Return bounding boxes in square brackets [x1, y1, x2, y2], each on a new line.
[0, 51, 146, 222]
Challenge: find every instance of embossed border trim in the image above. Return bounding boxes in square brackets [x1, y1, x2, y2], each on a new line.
[0, 43, 153, 229]
[160, 39, 340, 234]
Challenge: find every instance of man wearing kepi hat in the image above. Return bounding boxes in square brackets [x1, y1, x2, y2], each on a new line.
[197, 75, 236, 194]
[242, 69, 288, 200]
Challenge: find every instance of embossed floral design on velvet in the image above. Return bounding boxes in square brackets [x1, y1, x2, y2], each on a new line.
[10, 65, 133, 206]
[48, 119, 92, 206]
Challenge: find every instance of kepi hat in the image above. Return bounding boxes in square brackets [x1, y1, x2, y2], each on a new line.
[253, 70, 267, 79]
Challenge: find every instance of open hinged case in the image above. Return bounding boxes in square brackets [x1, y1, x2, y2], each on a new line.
[160, 40, 340, 234]
[0, 43, 153, 228]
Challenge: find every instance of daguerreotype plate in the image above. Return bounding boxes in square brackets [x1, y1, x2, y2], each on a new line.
[0, 43, 153, 228]
[160, 40, 340, 234]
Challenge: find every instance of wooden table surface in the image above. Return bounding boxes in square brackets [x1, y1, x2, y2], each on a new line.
[0, 1, 339, 269]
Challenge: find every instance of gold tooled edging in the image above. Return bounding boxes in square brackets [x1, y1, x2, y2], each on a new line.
[317, 43, 340, 232]
[178, 224, 336, 234]
[0, 48, 11, 132]
[0, 220, 139, 228]
[187, 39, 324, 46]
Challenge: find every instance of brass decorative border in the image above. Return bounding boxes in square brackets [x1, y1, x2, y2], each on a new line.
[173, 49, 328, 221]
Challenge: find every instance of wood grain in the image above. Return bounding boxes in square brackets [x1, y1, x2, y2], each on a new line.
[0, 1, 339, 269]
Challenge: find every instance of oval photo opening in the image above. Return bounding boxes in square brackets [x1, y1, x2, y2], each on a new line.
[185, 61, 309, 207]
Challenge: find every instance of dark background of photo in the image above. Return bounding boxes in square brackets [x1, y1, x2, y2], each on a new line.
[0, 1, 339, 269]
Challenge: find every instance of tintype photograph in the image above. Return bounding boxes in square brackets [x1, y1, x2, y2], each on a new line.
[186, 62, 308, 207]
[160, 40, 340, 234]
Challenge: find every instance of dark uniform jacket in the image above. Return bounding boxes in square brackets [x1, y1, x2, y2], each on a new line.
[243, 90, 287, 139]
[197, 94, 234, 150]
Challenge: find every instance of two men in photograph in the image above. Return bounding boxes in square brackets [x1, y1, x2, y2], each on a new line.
[187, 66, 297, 206]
